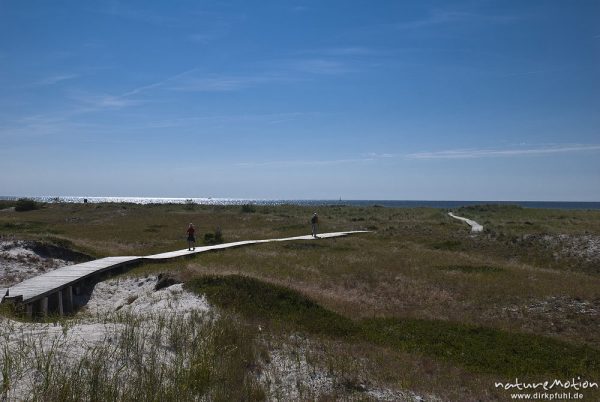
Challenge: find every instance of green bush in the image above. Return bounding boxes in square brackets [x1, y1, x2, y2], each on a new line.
[241, 204, 256, 213]
[184, 199, 195, 210]
[15, 198, 39, 212]
[0, 200, 17, 210]
[203, 227, 224, 245]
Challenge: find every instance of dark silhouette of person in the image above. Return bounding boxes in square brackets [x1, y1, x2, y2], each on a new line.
[186, 223, 196, 251]
[311, 213, 319, 238]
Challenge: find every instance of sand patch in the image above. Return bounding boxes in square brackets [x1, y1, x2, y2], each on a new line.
[0, 276, 213, 400]
[0, 240, 74, 287]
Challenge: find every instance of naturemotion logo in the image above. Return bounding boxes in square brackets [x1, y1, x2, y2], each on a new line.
[494, 378, 598, 392]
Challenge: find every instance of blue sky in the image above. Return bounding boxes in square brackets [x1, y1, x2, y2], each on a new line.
[1, 0, 599, 200]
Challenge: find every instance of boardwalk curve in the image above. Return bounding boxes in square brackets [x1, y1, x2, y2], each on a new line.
[448, 212, 484, 233]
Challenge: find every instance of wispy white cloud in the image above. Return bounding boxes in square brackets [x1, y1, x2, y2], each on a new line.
[292, 5, 308, 13]
[31, 74, 79, 87]
[297, 59, 350, 74]
[61, 68, 196, 112]
[406, 145, 600, 159]
[366, 152, 395, 158]
[237, 144, 600, 168]
[94, 112, 316, 130]
[68, 91, 146, 110]
[168, 74, 282, 92]
[187, 21, 231, 45]
[395, 9, 520, 30]
[295, 47, 375, 57]
[98, 2, 175, 26]
[121, 68, 197, 97]
[188, 33, 218, 44]
[236, 157, 376, 168]
[0, 113, 98, 139]
[107, 68, 288, 95]
[97, 54, 359, 98]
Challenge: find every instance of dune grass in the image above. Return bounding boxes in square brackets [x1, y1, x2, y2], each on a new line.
[1, 309, 264, 401]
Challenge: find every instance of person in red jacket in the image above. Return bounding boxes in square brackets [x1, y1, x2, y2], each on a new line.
[186, 223, 196, 251]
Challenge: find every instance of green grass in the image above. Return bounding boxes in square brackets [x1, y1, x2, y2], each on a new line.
[363, 318, 600, 378]
[186, 275, 359, 338]
[438, 265, 503, 273]
[186, 274, 600, 378]
[430, 240, 464, 251]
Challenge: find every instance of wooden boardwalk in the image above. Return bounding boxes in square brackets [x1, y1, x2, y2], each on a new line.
[6, 256, 141, 304]
[145, 232, 360, 260]
[448, 212, 484, 233]
[2, 231, 369, 315]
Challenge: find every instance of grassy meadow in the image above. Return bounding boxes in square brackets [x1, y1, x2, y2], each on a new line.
[1, 201, 599, 400]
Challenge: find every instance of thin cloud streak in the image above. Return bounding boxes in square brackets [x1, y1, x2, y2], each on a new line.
[407, 145, 600, 159]
[236, 158, 375, 168]
[239, 145, 600, 168]
[168, 75, 281, 92]
[30, 74, 79, 87]
[121, 68, 198, 97]
[395, 9, 521, 30]
[59, 68, 197, 114]
[97, 3, 175, 26]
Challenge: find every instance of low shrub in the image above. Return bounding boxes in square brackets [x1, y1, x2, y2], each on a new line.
[15, 198, 39, 212]
[203, 227, 224, 245]
[184, 199, 195, 210]
[241, 204, 256, 213]
[0, 200, 17, 210]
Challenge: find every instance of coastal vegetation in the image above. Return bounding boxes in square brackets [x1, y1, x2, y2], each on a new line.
[1, 202, 599, 400]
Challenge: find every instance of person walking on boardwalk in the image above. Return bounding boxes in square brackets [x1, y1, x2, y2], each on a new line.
[186, 223, 196, 251]
[311, 212, 319, 238]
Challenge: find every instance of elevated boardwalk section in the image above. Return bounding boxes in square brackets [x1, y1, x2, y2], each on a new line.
[7, 257, 141, 304]
[448, 212, 483, 233]
[3, 231, 369, 316]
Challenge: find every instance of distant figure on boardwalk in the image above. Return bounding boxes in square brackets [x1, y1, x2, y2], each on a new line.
[311, 213, 319, 238]
[186, 223, 196, 251]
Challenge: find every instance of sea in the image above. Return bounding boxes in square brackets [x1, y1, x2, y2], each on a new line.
[1, 196, 599, 210]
